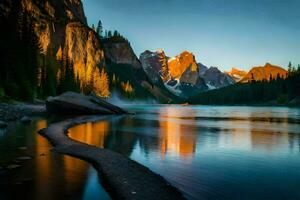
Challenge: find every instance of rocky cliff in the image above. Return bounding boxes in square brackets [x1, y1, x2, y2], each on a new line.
[168, 51, 198, 79]
[201, 67, 235, 89]
[140, 50, 208, 98]
[103, 38, 181, 103]
[1, 0, 182, 102]
[1, 0, 106, 96]
[140, 50, 170, 84]
[240, 63, 288, 83]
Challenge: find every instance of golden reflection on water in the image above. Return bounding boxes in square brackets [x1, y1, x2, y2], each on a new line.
[68, 121, 109, 148]
[66, 106, 299, 161]
[159, 107, 197, 157]
[32, 120, 91, 199]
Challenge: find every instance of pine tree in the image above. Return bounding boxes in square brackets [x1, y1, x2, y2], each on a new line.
[113, 30, 118, 37]
[96, 20, 103, 38]
[288, 62, 292, 74]
[108, 30, 112, 38]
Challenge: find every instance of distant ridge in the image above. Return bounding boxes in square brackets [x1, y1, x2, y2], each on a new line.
[226, 68, 247, 82]
[240, 63, 288, 83]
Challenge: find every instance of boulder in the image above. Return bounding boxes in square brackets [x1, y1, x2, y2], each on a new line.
[0, 120, 7, 128]
[20, 116, 32, 123]
[46, 92, 128, 115]
[15, 156, 32, 162]
[7, 164, 21, 170]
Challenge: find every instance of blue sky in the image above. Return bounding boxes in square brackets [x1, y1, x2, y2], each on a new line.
[82, 0, 300, 71]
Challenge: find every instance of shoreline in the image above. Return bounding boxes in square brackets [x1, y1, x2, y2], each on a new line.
[0, 102, 46, 122]
[38, 115, 186, 200]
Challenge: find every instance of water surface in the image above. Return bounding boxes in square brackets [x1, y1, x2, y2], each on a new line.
[68, 105, 300, 200]
[0, 119, 110, 200]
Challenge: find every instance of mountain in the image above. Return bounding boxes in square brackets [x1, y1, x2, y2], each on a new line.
[103, 39, 181, 103]
[168, 51, 198, 79]
[196, 63, 236, 89]
[140, 49, 170, 84]
[140, 50, 208, 98]
[198, 63, 209, 76]
[0, 0, 107, 96]
[1, 0, 179, 102]
[201, 67, 235, 89]
[240, 63, 288, 83]
[226, 68, 247, 82]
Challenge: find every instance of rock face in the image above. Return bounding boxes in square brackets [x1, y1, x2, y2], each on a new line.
[140, 50, 207, 98]
[46, 92, 128, 115]
[20, 116, 32, 123]
[198, 63, 209, 76]
[140, 50, 170, 84]
[64, 22, 105, 89]
[226, 68, 247, 82]
[103, 39, 141, 70]
[1, 0, 106, 96]
[168, 51, 198, 79]
[201, 67, 235, 89]
[103, 40, 179, 103]
[240, 63, 288, 83]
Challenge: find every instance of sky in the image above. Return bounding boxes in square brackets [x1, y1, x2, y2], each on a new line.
[82, 0, 300, 71]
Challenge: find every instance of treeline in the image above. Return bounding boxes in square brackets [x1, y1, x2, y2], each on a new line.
[190, 63, 300, 105]
[0, 5, 80, 101]
[92, 20, 130, 43]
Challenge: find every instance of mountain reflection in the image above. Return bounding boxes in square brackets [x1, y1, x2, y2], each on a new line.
[68, 106, 198, 158]
[159, 107, 197, 157]
[68, 121, 109, 148]
[33, 120, 89, 200]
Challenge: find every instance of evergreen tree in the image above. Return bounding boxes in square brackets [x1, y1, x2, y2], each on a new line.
[288, 62, 292, 74]
[96, 20, 103, 38]
[113, 30, 119, 37]
[108, 30, 112, 38]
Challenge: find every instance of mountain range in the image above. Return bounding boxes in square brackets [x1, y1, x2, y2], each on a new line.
[0, 0, 289, 103]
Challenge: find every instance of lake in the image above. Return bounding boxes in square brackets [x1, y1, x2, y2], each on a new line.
[1, 105, 300, 199]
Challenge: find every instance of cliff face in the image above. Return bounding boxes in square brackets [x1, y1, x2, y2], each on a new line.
[140, 50, 208, 98]
[201, 67, 235, 89]
[64, 22, 105, 88]
[103, 40, 141, 69]
[140, 50, 170, 84]
[240, 63, 288, 83]
[168, 51, 198, 79]
[2, 0, 106, 96]
[103, 39, 179, 103]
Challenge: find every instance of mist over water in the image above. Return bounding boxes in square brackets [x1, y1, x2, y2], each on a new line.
[106, 92, 157, 106]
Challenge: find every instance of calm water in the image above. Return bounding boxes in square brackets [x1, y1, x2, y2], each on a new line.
[1, 106, 300, 200]
[0, 119, 110, 200]
[67, 105, 300, 200]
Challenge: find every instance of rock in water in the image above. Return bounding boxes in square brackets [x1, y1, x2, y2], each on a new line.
[15, 156, 32, 162]
[46, 92, 128, 115]
[7, 164, 21, 170]
[0, 121, 7, 128]
[20, 116, 32, 123]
